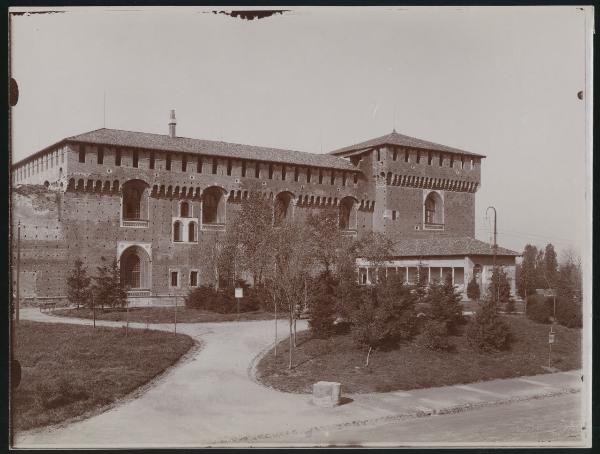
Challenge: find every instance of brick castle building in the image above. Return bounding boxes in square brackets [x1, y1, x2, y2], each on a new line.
[11, 111, 518, 305]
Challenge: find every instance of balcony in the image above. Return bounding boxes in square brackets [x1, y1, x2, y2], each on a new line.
[126, 289, 152, 297]
[122, 218, 149, 228]
[201, 222, 226, 232]
[423, 223, 444, 231]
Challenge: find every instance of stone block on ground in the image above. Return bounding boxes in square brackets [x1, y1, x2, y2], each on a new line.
[312, 381, 342, 407]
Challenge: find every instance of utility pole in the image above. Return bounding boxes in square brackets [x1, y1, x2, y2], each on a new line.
[16, 220, 20, 324]
[174, 294, 178, 334]
[486, 206, 498, 304]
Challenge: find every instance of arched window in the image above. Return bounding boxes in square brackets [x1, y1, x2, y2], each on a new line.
[424, 191, 443, 226]
[173, 221, 182, 242]
[123, 187, 142, 219]
[202, 187, 225, 224]
[274, 192, 293, 226]
[188, 222, 197, 242]
[122, 180, 149, 221]
[339, 197, 356, 230]
[180, 201, 190, 217]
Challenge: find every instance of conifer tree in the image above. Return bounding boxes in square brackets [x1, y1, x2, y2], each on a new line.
[308, 271, 337, 338]
[466, 273, 481, 301]
[66, 258, 91, 309]
[428, 274, 465, 334]
[93, 258, 127, 309]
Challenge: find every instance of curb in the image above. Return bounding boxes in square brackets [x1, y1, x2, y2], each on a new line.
[212, 386, 581, 445]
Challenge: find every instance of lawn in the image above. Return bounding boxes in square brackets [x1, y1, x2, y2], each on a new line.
[12, 320, 194, 432]
[256, 315, 581, 394]
[53, 306, 275, 324]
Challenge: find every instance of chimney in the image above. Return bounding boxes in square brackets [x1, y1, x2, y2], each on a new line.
[168, 109, 177, 138]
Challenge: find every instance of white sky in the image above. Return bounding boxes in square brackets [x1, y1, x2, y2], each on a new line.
[10, 6, 591, 258]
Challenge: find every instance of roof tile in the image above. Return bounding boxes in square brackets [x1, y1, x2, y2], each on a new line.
[389, 237, 519, 257]
[330, 130, 485, 157]
[67, 128, 357, 171]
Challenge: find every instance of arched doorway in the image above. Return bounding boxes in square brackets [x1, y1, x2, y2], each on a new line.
[119, 246, 152, 290]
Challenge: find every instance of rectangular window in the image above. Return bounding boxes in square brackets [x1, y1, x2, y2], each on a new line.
[226, 159, 232, 176]
[393, 150, 398, 161]
[427, 152, 432, 165]
[307, 168, 312, 183]
[79, 145, 86, 163]
[376, 149, 381, 161]
[166, 154, 171, 171]
[149, 152, 155, 169]
[439, 154, 443, 166]
[392, 210, 397, 220]
[133, 150, 139, 168]
[98, 147, 104, 165]
[404, 150, 409, 163]
[170, 271, 179, 287]
[182, 155, 187, 172]
[353, 173, 358, 184]
[268, 164, 273, 179]
[330, 171, 335, 185]
[281, 165, 286, 181]
[190, 271, 198, 287]
[255, 162, 260, 178]
[416, 151, 421, 164]
[450, 156, 454, 168]
[241, 161, 246, 177]
[212, 158, 218, 174]
[460, 156, 465, 169]
[318, 169, 323, 184]
[197, 156, 202, 173]
[342, 172, 347, 186]
[115, 149, 122, 166]
[50, 153, 54, 167]
[294, 166, 299, 182]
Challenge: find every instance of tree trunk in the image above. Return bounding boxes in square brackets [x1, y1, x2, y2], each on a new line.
[274, 295, 278, 357]
[288, 299, 293, 370]
[365, 346, 372, 368]
[288, 316, 293, 370]
[293, 318, 297, 348]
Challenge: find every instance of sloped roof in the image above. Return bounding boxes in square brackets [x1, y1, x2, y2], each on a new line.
[330, 130, 485, 158]
[389, 237, 519, 258]
[66, 128, 357, 171]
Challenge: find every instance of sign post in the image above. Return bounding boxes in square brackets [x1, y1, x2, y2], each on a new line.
[548, 326, 555, 368]
[235, 287, 243, 321]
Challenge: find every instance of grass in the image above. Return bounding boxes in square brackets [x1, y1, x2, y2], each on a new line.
[256, 315, 581, 394]
[12, 320, 194, 432]
[53, 306, 275, 324]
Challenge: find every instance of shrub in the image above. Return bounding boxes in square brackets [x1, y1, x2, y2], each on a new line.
[419, 320, 452, 351]
[555, 297, 582, 328]
[185, 285, 262, 313]
[184, 286, 235, 313]
[466, 299, 512, 352]
[525, 294, 553, 324]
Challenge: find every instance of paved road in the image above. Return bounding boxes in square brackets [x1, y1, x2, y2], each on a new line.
[269, 393, 584, 447]
[15, 308, 585, 448]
